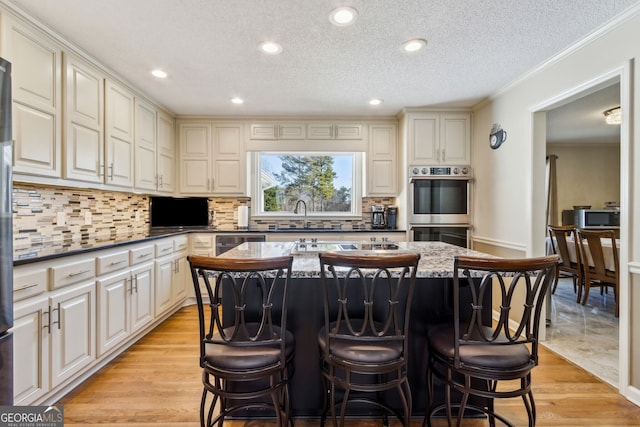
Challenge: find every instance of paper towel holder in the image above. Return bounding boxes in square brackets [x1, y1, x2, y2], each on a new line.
[237, 206, 249, 229]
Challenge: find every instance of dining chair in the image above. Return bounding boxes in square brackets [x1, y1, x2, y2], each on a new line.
[425, 255, 557, 427]
[187, 254, 295, 427]
[576, 229, 619, 317]
[318, 251, 421, 427]
[547, 225, 583, 302]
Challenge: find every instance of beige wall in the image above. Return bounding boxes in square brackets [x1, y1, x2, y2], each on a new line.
[547, 143, 620, 225]
[471, 6, 640, 401]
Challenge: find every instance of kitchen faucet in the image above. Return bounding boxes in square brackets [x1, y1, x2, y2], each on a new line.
[293, 199, 309, 228]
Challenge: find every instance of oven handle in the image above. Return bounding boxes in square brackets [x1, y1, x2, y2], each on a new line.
[410, 176, 473, 182]
[410, 223, 472, 229]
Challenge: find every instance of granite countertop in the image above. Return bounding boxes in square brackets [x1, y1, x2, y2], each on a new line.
[216, 241, 496, 278]
[12, 227, 406, 265]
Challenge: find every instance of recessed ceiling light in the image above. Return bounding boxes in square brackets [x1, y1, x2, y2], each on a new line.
[402, 39, 427, 52]
[230, 97, 244, 105]
[259, 41, 283, 55]
[151, 69, 167, 78]
[329, 6, 358, 26]
[369, 98, 383, 106]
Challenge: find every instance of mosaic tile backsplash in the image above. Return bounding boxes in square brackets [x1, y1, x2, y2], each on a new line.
[12, 183, 398, 247]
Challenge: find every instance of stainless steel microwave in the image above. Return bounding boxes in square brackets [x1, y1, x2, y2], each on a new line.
[574, 209, 620, 228]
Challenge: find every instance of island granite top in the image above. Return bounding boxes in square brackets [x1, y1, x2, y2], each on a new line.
[214, 241, 497, 278]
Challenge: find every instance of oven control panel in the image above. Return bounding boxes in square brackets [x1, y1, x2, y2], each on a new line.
[409, 165, 471, 178]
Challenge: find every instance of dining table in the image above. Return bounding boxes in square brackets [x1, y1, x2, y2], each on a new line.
[546, 235, 620, 271]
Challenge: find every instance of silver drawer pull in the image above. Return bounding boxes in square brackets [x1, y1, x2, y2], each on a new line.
[68, 269, 90, 277]
[138, 253, 152, 258]
[14, 283, 40, 292]
[109, 260, 127, 266]
[161, 247, 172, 253]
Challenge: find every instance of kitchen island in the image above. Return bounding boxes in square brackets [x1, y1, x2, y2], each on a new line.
[215, 241, 496, 418]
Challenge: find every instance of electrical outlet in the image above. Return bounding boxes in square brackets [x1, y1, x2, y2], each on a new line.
[135, 210, 141, 221]
[84, 211, 92, 225]
[56, 211, 66, 226]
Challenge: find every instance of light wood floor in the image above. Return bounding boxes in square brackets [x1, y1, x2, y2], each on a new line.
[57, 305, 640, 426]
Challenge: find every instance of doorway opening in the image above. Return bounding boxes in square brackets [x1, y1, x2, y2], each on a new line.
[541, 77, 621, 387]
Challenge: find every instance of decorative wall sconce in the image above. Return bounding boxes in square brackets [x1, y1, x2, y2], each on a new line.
[603, 106, 621, 125]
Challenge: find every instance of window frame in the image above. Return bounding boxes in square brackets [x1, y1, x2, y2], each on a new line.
[251, 151, 363, 219]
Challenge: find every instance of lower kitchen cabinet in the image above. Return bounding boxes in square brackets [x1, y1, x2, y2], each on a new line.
[13, 295, 50, 405]
[49, 281, 97, 389]
[12, 236, 187, 405]
[97, 261, 155, 357]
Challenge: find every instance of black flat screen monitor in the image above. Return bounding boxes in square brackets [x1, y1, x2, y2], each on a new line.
[150, 197, 209, 228]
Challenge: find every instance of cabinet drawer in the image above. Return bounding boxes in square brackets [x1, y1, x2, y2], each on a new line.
[155, 240, 174, 257]
[173, 236, 188, 252]
[192, 235, 214, 249]
[130, 245, 155, 265]
[50, 258, 96, 290]
[13, 267, 47, 301]
[96, 251, 130, 276]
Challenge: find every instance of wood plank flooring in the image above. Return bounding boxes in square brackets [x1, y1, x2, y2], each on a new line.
[57, 305, 640, 426]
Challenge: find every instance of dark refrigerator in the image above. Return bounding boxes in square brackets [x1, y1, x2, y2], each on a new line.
[0, 57, 13, 405]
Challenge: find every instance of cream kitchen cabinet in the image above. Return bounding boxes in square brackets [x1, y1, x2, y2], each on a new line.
[154, 236, 188, 317]
[96, 247, 154, 357]
[306, 122, 363, 140]
[1, 15, 62, 178]
[188, 234, 215, 298]
[13, 278, 96, 403]
[133, 98, 157, 191]
[12, 294, 50, 405]
[367, 124, 397, 196]
[405, 111, 470, 165]
[104, 79, 134, 187]
[249, 122, 306, 140]
[49, 280, 96, 389]
[63, 52, 106, 183]
[155, 110, 175, 193]
[178, 121, 245, 195]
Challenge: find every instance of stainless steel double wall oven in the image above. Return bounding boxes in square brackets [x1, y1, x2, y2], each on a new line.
[409, 165, 471, 247]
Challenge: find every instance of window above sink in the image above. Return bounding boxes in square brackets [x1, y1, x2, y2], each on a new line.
[252, 152, 363, 220]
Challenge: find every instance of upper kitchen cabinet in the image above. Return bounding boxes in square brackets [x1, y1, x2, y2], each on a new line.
[249, 122, 305, 140]
[212, 122, 245, 194]
[404, 111, 470, 165]
[1, 15, 62, 178]
[178, 121, 246, 195]
[63, 52, 105, 183]
[307, 122, 363, 140]
[155, 110, 175, 193]
[104, 79, 134, 187]
[135, 101, 175, 193]
[133, 98, 157, 191]
[366, 123, 398, 196]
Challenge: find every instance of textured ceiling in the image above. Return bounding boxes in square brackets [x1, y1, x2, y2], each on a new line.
[7, 0, 640, 119]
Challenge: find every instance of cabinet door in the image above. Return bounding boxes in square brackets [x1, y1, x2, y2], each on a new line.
[130, 262, 154, 333]
[367, 124, 397, 196]
[96, 270, 130, 356]
[212, 123, 245, 194]
[154, 256, 174, 316]
[407, 112, 439, 164]
[440, 113, 471, 164]
[178, 122, 212, 194]
[307, 123, 334, 139]
[64, 53, 104, 183]
[134, 99, 158, 191]
[12, 295, 50, 405]
[335, 124, 363, 140]
[4, 17, 62, 178]
[156, 111, 175, 193]
[172, 252, 188, 304]
[250, 123, 277, 140]
[49, 281, 96, 388]
[278, 123, 305, 139]
[105, 80, 134, 187]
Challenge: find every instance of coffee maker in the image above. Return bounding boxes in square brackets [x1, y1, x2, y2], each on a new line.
[371, 205, 385, 229]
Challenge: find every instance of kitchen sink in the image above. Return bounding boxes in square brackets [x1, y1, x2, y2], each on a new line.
[290, 241, 399, 255]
